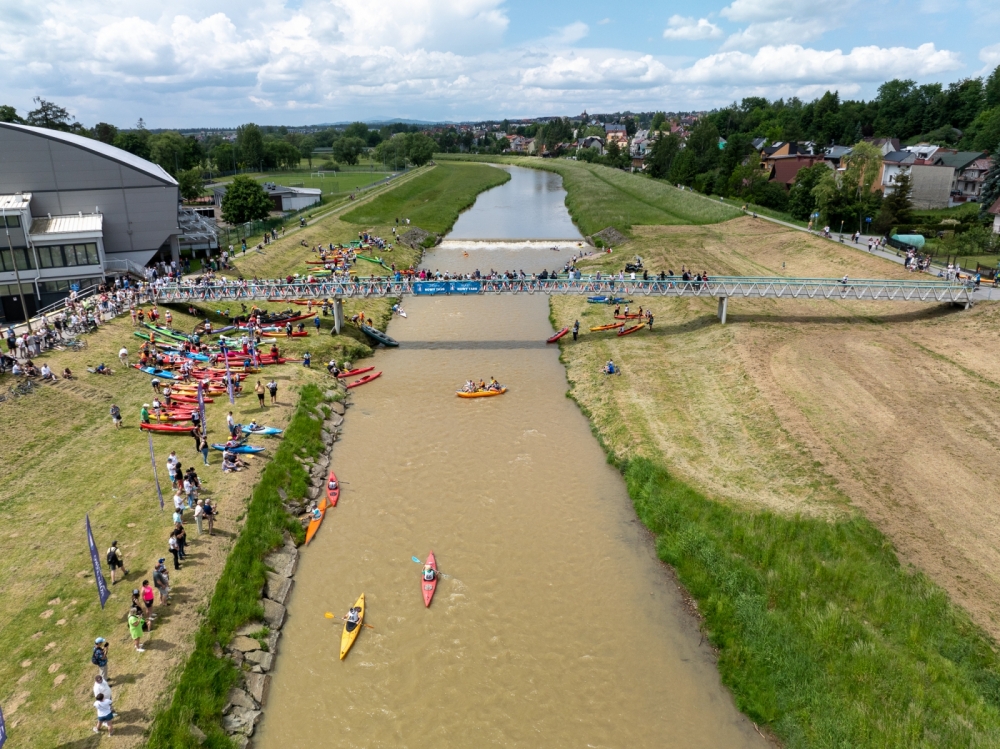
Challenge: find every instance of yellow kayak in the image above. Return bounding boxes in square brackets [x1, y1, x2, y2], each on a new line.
[340, 593, 365, 660]
[456, 387, 507, 398]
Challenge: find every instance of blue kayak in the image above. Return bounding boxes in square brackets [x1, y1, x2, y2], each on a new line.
[587, 296, 631, 304]
[183, 351, 210, 362]
[239, 424, 283, 436]
[138, 366, 178, 380]
[211, 443, 266, 454]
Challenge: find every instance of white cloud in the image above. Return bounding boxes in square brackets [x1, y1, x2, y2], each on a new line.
[981, 42, 1000, 67]
[551, 21, 589, 45]
[720, 0, 848, 22]
[663, 16, 722, 41]
[598, 18, 611, 25]
[721, 18, 828, 50]
[0, 1, 972, 125]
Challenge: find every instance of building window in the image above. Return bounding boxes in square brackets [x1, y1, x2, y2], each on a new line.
[38, 277, 101, 294]
[32, 242, 100, 269]
[1, 215, 20, 228]
[0, 247, 35, 272]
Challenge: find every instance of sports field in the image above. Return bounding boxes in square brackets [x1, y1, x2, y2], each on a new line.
[212, 169, 405, 197]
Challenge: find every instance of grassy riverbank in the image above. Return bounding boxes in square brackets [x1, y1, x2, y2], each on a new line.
[551, 217, 1000, 746]
[147, 383, 330, 748]
[341, 160, 510, 236]
[437, 154, 739, 235]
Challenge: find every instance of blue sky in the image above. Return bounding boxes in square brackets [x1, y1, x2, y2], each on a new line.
[0, 0, 997, 128]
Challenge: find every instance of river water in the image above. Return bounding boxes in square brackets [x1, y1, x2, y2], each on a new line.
[257, 166, 766, 748]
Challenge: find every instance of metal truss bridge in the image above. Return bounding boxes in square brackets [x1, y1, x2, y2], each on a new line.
[151, 276, 974, 325]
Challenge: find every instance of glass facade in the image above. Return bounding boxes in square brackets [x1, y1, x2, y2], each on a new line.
[36, 242, 100, 269]
[0, 247, 34, 271]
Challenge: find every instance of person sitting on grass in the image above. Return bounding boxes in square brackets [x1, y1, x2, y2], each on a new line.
[40, 363, 54, 380]
[62, 367, 73, 379]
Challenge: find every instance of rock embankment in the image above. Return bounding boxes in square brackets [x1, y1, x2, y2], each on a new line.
[219, 390, 346, 748]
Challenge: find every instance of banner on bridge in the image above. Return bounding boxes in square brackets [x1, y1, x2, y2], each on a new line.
[412, 281, 482, 295]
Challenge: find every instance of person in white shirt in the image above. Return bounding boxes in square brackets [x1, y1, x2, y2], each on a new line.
[40, 363, 53, 380]
[119, 347, 128, 367]
[94, 692, 114, 735]
[93, 675, 111, 700]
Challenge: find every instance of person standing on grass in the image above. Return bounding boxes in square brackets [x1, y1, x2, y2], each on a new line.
[227, 411, 236, 437]
[267, 379, 278, 404]
[141, 580, 155, 628]
[255, 379, 266, 407]
[168, 530, 181, 570]
[174, 522, 187, 560]
[106, 541, 129, 585]
[110, 404, 122, 429]
[93, 675, 110, 701]
[92, 637, 109, 681]
[203, 498, 216, 536]
[140, 403, 151, 425]
[572, 320, 579, 341]
[128, 607, 146, 652]
[647, 311, 654, 331]
[194, 499, 205, 534]
[197, 431, 209, 466]
[93, 691, 114, 735]
[172, 490, 185, 519]
[167, 450, 179, 489]
[153, 561, 170, 605]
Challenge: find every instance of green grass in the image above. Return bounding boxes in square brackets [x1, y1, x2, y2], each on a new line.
[438, 154, 740, 235]
[623, 457, 1000, 747]
[147, 383, 332, 748]
[212, 170, 402, 196]
[341, 161, 510, 234]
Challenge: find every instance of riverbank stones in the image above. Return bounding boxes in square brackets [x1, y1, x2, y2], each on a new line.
[263, 572, 293, 605]
[330, 401, 345, 415]
[262, 598, 286, 629]
[244, 672, 271, 706]
[229, 636, 260, 653]
[264, 546, 297, 579]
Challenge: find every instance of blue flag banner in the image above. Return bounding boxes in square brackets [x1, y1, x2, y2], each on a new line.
[85, 514, 110, 609]
[220, 343, 235, 405]
[413, 280, 482, 295]
[147, 432, 165, 510]
[0, 704, 6, 748]
[197, 381, 207, 437]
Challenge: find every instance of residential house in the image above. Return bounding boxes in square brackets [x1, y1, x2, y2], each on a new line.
[525, 138, 537, 155]
[989, 197, 1000, 235]
[578, 135, 604, 154]
[766, 155, 828, 189]
[823, 145, 853, 169]
[604, 123, 628, 147]
[934, 151, 991, 205]
[875, 150, 952, 209]
[863, 137, 901, 156]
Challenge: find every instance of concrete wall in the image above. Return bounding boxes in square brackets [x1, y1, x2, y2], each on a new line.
[0, 125, 180, 267]
[909, 164, 952, 209]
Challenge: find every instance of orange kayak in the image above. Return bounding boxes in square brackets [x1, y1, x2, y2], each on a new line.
[617, 324, 644, 336]
[456, 387, 506, 398]
[305, 497, 328, 545]
[590, 323, 619, 332]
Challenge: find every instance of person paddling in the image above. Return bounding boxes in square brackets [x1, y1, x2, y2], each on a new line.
[422, 564, 436, 582]
[343, 606, 362, 631]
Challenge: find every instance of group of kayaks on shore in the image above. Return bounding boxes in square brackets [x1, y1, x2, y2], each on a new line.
[547, 302, 654, 344]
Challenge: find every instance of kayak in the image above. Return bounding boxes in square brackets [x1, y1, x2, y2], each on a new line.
[327, 470, 340, 506]
[547, 327, 569, 343]
[346, 371, 382, 389]
[614, 314, 642, 320]
[422, 551, 438, 608]
[304, 497, 328, 545]
[140, 422, 196, 433]
[258, 329, 309, 337]
[210, 443, 266, 454]
[136, 366, 179, 380]
[170, 394, 215, 404]
[360, 324, 398, 347]
[587, 296, 630, 304]
[239, 424, 283, 436]
[589, 324, 620, 332]
[617, 324, 645, 336]
[336, 366, 374, 379]
[456, 387, 507, 398]
[340, 593, 365, 660]
[143, 323, 191, 342]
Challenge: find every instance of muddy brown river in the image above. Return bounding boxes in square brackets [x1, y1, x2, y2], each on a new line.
[256, 168, 767, 748]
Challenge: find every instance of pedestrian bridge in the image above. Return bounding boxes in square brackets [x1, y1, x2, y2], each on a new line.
[151, 276, 974, 325]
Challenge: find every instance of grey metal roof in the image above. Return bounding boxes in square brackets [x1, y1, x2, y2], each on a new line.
[0, 123, 177, 186]
[30, 214, 103, 235]
[883, 151, 914, 163]
[0, 193, 32, 211]
[935, 151, 986, 170]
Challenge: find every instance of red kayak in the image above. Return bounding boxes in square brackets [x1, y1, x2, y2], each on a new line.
[547, 327, 569, 343]
[422, 551, 438, 607]
[614, 314, 642, 320]
[327, 470, 340, 507]
[337, 366, 374, 379]
[617, 324, 645, 336]
[141, 422, 197, 433]
[345, 371, 381, 389]
[171, 394, 215, 404]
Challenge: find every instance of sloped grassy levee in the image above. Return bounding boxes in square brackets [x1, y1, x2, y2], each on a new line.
[437, 154, 740, 234]
[146, 384, 330, 748]
[341, 160, 510, 236]
[622, 458, 1000, 746]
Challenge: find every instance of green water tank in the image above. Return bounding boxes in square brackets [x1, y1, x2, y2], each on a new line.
[892, 234, 925, 249]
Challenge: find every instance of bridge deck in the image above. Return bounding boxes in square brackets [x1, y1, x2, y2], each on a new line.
[151, 276, 974, 306]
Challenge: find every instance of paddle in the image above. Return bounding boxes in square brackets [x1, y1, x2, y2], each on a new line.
[411, 557, 450, 578]
[324, 612, 375, 630]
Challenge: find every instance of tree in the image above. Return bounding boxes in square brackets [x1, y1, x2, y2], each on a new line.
[872, 171, 914, 233]
[980, 147, 1000, 219]
[727, 152, 767, 199]
[25, 97, 75, 131]
[668, 148, 698, 186]
[344, 122, 369, 140]
[177, 168, 204, 202]
[298, 135, 317, 168]
[236, 123, 265, 169]
[970, 106, 1000, 153]
[623, 116, 637, 137]
[787, 163, 829, 220]
[986, 65, 1000, 109]
[113, 130, 152, 160]
[0, 105, 23, 124]
[92, 123, 118, 144]
[405, 133, 436, 166]
[149, 131, 189, 176]
[646, 133, 679, 179]
[332, 136, 366, 166]
[221, 175, 272, 225]
[211, 142, 237, 172]
[650, 112, 666, 132]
